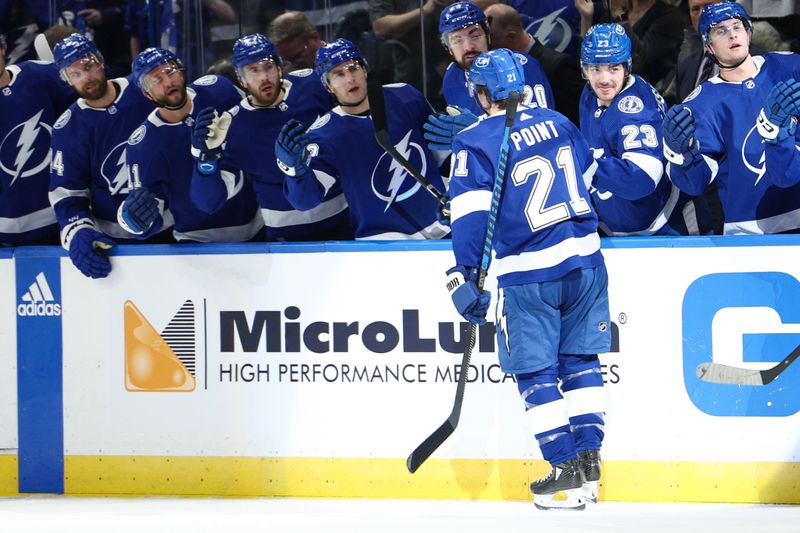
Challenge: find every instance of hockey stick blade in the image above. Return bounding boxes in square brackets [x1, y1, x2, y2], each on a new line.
[696, 342, 800, 385]
[406, 92, 520, 474]
[367, 78, 447, 206]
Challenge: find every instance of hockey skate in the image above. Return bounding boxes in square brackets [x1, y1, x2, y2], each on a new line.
[529, 459, 585, 510]
[578, 449, 601, 503]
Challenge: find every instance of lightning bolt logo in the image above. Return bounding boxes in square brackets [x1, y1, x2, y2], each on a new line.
[528, 8, 572, 53]
[7, 24, 38, 65]
[0, 110, 51, 187]
[13, 111, 43, 185]
[385, 131, 414, 212]
[742, 125, 768, 186]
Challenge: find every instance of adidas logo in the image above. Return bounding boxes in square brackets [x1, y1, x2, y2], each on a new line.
[17, 272, 61, 317]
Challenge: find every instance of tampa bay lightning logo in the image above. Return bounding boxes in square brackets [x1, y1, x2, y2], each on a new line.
[100, 141, 132, 195]
[128, 125, 147, 145]
[193, 75, 218, 86]
[741, 123, 767, 186]
[618, 96, 644, 114]
[525, 7, 574, 53]
[0, 110, 53, 186]
[372, 130, 425, 211]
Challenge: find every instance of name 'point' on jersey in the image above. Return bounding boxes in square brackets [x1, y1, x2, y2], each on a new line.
[443, 51, 554, 116]
[450, 105, 603, 287]
[218, 69, 351, 241]
[668, 53, 800, 235]
[49, 76, 160, 248]
[285, 83, 449, 240]
[126, 75, 263, 242]
[580, 74, 706, 235]
[1, 60, 76, 245]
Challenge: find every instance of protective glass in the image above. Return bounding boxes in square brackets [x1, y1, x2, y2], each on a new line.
[141, 62, 183, 92]
[62, 55, 103, 84]
[446, 27, 486, 49]
[709, 21, 747, 40]
[327, 61, 364, 85]
[240, 58, 280, 84]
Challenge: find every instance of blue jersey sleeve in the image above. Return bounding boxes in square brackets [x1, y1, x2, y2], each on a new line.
[49, 108, 95, 236]
[283, 119, 337, 211]
[763, 131, 800, 188]
[518, 52, 554, 111]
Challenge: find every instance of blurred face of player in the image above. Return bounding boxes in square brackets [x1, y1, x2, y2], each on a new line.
[584, 64, 626, 107]
[690, 0, 721, 32]
[240, 58, 282, 106]
[277, 33, 320, 70]
[64, 55, 108, 101]
[142, 62, 187, 108]
[707, 19, 750, 66]
[326, 60, 367, 108]
[446, 24, 489, 70]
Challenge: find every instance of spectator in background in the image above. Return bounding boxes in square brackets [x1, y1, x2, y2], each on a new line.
[486, 2, 584, 125]
[575, 0, 684, 91]
[268, 11, 324, 71]
[75, 0, 131, 78]
[369, 0, 451, 107]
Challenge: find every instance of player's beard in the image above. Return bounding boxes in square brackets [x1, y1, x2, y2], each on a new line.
[458, 51, 481, 71]
[77, 78, 108, 101]
[159, 85, 188, 110]
[250, 80, 282, 107]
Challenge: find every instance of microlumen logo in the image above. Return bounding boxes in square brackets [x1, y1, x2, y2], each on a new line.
[17, 272, 61, 317]
[124, 299, 197, 392]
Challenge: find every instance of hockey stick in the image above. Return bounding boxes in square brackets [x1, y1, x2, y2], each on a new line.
[696, 342, 800, 385]
[367, 78, 448, 208]
[406, 91, 520, 474]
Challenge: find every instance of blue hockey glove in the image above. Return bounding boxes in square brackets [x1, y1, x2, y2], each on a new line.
[190, 107, 232, 172]
[446, 265, 490, 325]
[118, 187, 159, 235]
[275, 118, 311, 178]
[423, 106, 479, 151]
[68, 228, 115, 279]
[662, 105, 700, 166]
[757, 78, 800, 144]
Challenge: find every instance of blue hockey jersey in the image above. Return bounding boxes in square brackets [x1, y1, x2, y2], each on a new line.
[668, 53, 800, 235]
[50, 76, 161, 249]
[442, 51, 554, 116]
[284, 83, 450, 240]
[126, 75, 263, 242]
[508, 0, 582, 58]
[0, 60, 75, 245]
[211, 69, 351, 241]
[580, 74, 692, 235]
[450, 105, 602, 287]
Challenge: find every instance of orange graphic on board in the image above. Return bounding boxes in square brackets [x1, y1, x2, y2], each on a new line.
[124, 300, 196, 392]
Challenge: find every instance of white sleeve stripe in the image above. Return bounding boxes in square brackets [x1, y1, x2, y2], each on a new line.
[701, 154, 719, 183]
[621, 151, 664, 185]
[48, 187, 90, 206]
[451, 189, 492, 224]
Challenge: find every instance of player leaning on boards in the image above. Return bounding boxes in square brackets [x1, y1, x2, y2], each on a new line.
[0, 32, 75, 247]
[275, 38, 450, 240]
[663, 2, 800, 235]
[578, 24, 711, 236]
[424, 1, 554, 153]
[50, 34, 161, 280]
[188, 33, 352, 242]
[117, 47, 263, 243]
[446, 48, 610, 510]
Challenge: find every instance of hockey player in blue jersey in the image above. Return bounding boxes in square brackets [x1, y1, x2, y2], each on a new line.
[118, 47, 263, 243]
[0, 32, 75, 246]
[188, 33, 351, 242]
[579, 23, 709, 236]
[424, 1, 554, 153]
[276, 39, 450, 240]
[49, 34, 162, 280]
[663, 2, 800, 234]
[447, 49, 609, 510]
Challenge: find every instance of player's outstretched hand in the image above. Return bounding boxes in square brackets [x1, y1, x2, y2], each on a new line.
[191, 107, 230, 166]
[118, 187, 159, 235]
[423, 106, 479, 151]
[757, 78, 800, 143]
[68, 228, 114, 279]
[275, 119, 310, 177]
[662, 105, 699, 166]
[446, 265, 490, 325]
